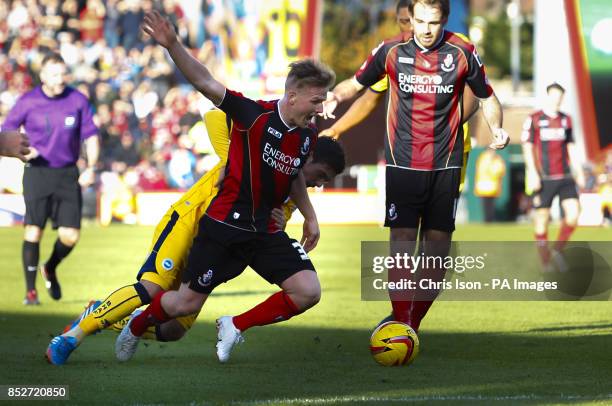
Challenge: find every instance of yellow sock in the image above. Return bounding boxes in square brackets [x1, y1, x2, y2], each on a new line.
[109, 318, 157, 340]
[79, 285, 144, 335]
[108, 316, 131, 333]
[141, 326, 157, 341]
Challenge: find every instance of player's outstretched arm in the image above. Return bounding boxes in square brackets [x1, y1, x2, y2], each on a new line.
[322, 78, 364, 120]
[320, 90, 382, 139]
[289, 171, 320, 252]
[142, 10, 225, 105]
[0, 131, 30, 162]
[480, 93, 509, 150]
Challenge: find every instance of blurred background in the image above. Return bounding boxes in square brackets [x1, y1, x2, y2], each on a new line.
[0, 0, 610, 228]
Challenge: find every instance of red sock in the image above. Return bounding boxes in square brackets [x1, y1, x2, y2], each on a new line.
[535, 232, 550, 264]
[130, 291, 170, 337]
[389, 264, 416, 327]
[232, 291, 300, 332]
[554, 222, 576, 251]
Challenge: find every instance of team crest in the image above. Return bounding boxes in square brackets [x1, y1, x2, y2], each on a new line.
[301, 136, 310, 155]
[198, 270, 214, 287]
[441, 54, 455, 72]
[162, 258, 174, 271]
[388, 203, 398, 221]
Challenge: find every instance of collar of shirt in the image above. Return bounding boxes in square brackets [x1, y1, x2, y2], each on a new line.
[414, 29, 446, 53]
[276, 101, 297, 131]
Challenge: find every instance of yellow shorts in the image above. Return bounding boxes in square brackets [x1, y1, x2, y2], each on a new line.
[137, 174, 220, 331]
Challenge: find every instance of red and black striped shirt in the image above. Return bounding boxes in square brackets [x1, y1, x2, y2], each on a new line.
[521, 110, 574, 179]
[355, 31, 492, 171]
[206, 90, 316, 233]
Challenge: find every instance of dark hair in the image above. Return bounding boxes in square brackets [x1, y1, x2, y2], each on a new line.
[286, 59, 336, 91]
[409, 0, 450, 19]
[41, 51, 65, 66]
[546, 82, 565, 94]
[312, 136, 346, 175]
[396, 0, 410, 13]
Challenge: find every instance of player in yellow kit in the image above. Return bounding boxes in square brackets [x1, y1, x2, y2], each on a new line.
[46, 110, 346, 365]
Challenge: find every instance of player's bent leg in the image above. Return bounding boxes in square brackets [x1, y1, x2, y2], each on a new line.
[40, 227, 79, 301]
[57, 227, 80, 247]
[280, 269, 321, 311]
[116, 286, 208, 361]
[157, 319, 189, 342]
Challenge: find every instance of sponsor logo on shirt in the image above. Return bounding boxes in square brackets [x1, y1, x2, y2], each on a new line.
[263, 142, 301, 175]
[398, 56, 414, 64]
[267, 126, 283, 139]
[539, 128, 566, 141]
[398, 73, 454, 94]
[64, 116, 76, 127]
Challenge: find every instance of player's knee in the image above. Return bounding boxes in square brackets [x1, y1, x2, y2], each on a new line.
[175, 297, 202, 316]
[564, 215, 578, 227]
[24, 226, 42, 242]
[158, 322, 187, 342]
[58, 229, 80, 246]
[295, 284, 321, 310]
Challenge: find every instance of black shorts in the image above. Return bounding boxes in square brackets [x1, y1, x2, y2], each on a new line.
[22, 165, 82, 229]
[385, 167, 461, 232]
[182, 216, 316, 294]
[533, 178, 578, 209]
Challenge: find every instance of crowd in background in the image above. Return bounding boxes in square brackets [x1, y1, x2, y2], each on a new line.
[0, 0, 246, 221]
[0, 0, 611, 225]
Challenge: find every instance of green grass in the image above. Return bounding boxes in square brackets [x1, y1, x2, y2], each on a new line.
[0, 223, 611, 405]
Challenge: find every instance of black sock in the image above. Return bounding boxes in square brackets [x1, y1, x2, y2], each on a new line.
[45, 239, 75, 274]
[22, 241, 39, 291]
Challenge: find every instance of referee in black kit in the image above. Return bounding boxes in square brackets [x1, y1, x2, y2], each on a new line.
[2, 53, 100, 305]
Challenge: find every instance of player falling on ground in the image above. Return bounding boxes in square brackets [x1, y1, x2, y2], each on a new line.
[322, 0, 509, 333]
[521, 82, 585, 272]
[46, 108, 345, 365]
[113, 10, 337, 364]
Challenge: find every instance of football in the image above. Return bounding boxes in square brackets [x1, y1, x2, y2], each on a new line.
[369, 321, 419, 366]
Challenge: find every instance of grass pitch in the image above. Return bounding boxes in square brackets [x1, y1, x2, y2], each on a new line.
[0, 223, 611, 405]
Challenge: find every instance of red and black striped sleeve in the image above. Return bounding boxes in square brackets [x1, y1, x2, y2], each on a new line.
[461, 41, 493, 99]
[217, 89, 266, 130]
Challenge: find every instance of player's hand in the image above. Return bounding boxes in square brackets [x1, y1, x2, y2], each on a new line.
[271, 208, 287, 230]
[489, 128, 510, 150]
[319, 127, 339, 139]
[78, 167, 95, 187]
[528, 170, 541, 193]
[301, 217, 320, 252]
[0, 131, 30, 162]
[24, 145, 39, 161]
[142, 10, 178, 49]
[320, 92, 338, 120]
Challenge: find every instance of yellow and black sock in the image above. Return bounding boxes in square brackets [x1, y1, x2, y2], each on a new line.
[79, 283, 151, 335]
